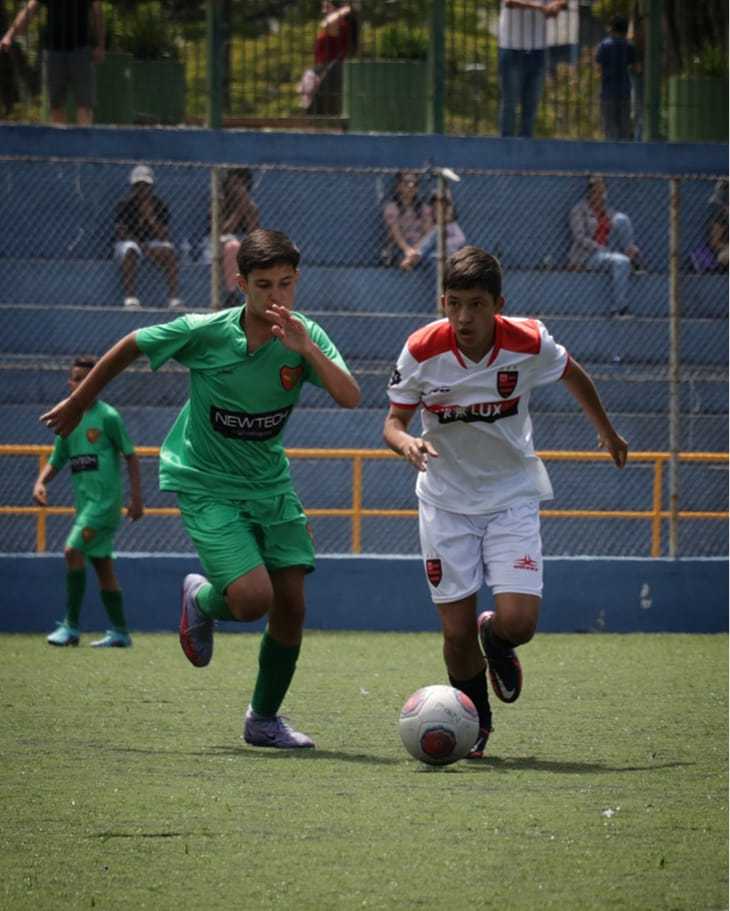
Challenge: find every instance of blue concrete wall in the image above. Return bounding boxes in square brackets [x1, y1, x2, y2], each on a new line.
[1, 554, 727, 635]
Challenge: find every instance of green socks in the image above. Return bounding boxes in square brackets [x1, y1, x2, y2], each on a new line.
[64, 568, 86, 629]
[100, 589, 128, 633]
[196, 582, 234, 621]
[251, 632, 301, 717]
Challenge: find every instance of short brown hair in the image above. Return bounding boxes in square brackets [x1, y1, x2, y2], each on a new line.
[236, 228, 301, 277]
[443, 246, 502, 298]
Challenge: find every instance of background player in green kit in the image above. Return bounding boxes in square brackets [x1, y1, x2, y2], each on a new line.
[33, 356, 144, 648]
[40, 229, 361, 749]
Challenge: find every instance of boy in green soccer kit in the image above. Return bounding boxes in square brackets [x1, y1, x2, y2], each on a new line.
[33, 356, 144, 648]
[41, 229, 361, 748]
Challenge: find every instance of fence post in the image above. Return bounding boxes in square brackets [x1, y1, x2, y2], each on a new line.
[428, 0, 445, 134]
[668, 178, 680, 556]
[210, 166, 221, 310]
[206, 0, 224, 129]
[643, 0, 662, 141]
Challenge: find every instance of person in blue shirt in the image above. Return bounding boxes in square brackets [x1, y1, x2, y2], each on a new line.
[596, 14, 637, 141]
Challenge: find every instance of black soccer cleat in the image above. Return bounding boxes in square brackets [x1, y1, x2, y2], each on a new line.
[467, 726, 492, 760]
[478, 610, 523, 703]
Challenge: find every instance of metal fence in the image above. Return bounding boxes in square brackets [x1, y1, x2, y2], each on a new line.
[0, 156, 727, 557]
[1, 1, 726, 140]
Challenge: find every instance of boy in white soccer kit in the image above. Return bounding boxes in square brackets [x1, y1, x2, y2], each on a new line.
[384, 246, 627, 757]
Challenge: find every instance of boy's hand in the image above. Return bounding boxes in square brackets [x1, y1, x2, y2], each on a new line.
[266, 304, 310, 353]
[32, 481, 48, 506]
[40, 397, 85, 439]
[401, 436, 440, 472]
[598, 431, 628, 468]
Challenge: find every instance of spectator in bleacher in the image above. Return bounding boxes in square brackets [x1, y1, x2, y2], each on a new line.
[498, 0, 567, 139]
[568, 175, 642, 316]
[381, 170, 434, 268]
[400, 188, 466, 271]
[304, 1, 359, 116]
[595, 14, 638, 141]
[114, 164, 182, 310]
[383, 245, 628, 759]
[0, 0, 105, 125]
[202, 167, 260, 309]
[707, 179, 729, 270]
[33, 355, 143, 649]
[40, 228, 361, 749]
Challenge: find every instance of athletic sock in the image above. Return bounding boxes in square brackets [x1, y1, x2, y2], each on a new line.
[196, 582, 234, 621]
[485, 620, 518, 653]
[251, 631, 301, 717]
[449, 669, 493, 732]
[64, 567, 86, 629]
[100, 589, 128, 633]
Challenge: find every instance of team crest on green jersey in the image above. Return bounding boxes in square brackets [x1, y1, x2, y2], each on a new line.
[86, 428, 100, 444]
[280, 365, 303, 391]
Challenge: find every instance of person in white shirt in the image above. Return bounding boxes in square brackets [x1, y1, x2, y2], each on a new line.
[498, 0, 567, 137]
[383, 246, 627, 757]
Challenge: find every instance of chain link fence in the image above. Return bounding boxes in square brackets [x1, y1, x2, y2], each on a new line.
[0, 157, 727, 557]
[1, 1, 726, 140]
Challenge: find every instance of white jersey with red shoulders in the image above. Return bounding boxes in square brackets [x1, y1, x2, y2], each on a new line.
[387, 314, 570, 514]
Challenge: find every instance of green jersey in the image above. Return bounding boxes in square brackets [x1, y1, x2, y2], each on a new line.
[49, 400, 135, 523]
[135, 307, 351, 500]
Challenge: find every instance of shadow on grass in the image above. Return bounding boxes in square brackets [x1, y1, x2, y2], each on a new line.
[206, 745, 694, 774]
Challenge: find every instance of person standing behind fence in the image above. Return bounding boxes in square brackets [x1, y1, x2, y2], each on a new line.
[498, 0, 567, 139]
[568, 175, 642, 317]
[0, 0, 105, 125]
[114, 164, 182, 310]
[596, 14, 637, 141]
[382, 170, 434, 268]
[202, 167, 260, 309]
[33, 355, 143, 648]
[307, 1, 359, 116]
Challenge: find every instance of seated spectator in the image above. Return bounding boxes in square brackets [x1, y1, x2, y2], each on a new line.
[381, 170, 434, 268]
[114, 165, 181, 309]
[568, 175, 642, 316]
[202, 167, 260, 308]
[707, 179, 728, 270]
[401, 189, 466, 271]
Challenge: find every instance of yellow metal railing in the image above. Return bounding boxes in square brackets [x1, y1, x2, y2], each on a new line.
[1, 445, 727, 558]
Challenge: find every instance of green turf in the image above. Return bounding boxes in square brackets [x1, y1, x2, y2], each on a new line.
[1, 632, 727, 910]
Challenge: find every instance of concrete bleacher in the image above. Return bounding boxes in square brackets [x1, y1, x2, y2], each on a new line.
[1, 151, 727, 559]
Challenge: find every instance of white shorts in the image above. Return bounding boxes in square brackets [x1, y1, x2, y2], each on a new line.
[113, 239, 174, 264]
[418, 499, 544, 604]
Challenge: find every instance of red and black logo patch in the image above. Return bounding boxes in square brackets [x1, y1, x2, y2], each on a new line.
[81, 527, 96, 543]
[280, 365, 303, 391]
[497, 370, 518, 399]
[426, 558, 442, 587]
[86, 428, 100, 444]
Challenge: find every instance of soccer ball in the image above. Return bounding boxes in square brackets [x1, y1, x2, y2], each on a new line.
[399, 684, 479, 766]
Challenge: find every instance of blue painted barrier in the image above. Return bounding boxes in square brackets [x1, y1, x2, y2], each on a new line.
[1, 554, 727, 635]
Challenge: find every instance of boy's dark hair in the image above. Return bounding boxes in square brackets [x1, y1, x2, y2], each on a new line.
[73, 355, 97, 371]
[443, 246, 502, 299]
[610, 14, 629, 36]
[236, 228, 301, 277]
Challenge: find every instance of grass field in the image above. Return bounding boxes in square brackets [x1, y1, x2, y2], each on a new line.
[1, 632, 727, 910]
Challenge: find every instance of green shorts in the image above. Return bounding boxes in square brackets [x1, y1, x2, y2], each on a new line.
[66, 518, 118, 561]
[177, 490, 316, 594]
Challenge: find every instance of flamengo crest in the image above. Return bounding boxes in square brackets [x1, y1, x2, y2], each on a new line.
[497, 370, 518, 398]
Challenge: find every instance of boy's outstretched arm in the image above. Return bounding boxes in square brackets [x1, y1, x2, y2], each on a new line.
[40, 333, 142, 439]
[561, 358, 628, 468]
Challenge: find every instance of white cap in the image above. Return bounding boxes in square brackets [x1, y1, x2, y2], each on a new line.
[130, 164, 154, 185]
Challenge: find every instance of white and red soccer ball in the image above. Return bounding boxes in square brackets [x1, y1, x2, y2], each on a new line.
[399, 684, 479, 766]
